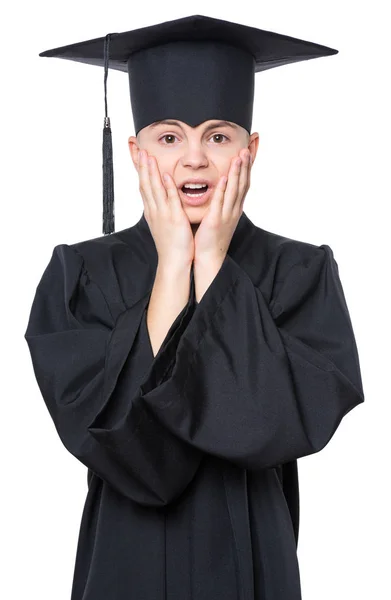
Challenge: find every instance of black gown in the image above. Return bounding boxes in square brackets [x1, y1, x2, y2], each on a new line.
[24, 211, 365, 600]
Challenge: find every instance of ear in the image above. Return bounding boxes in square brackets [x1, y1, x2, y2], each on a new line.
[248, 132, 260, 165]
[128, 136, 140, 171]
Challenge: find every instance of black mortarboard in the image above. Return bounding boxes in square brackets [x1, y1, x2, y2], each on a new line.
[39, 14, 338, 235]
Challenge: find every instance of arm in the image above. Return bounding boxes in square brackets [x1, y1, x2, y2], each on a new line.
[147, 261, 192, 357]
[24, 244, 204, 507]
[138, 244, 365, 470]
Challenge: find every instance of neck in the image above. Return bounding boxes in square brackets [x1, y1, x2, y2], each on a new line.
[191, 223, 200, 236]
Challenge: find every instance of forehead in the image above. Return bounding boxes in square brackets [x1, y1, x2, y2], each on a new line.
[147, 119, 239, 132]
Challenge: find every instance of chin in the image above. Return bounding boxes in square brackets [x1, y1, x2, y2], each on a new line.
[182, 205, 208, 223]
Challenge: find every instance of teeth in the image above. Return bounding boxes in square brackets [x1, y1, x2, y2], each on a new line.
[183, 183, 208, 189]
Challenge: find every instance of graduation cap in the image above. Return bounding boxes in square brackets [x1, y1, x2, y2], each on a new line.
[39, 14, 338, 235]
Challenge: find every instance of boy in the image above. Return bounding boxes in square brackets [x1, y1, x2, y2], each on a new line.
[24, 15, 365, 600]
[129, 118, 257, 356]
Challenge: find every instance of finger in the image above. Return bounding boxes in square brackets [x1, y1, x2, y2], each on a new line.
[138, 149, 156, 212]
[238, 150, 251, 210]
[147, 155, 171, 210]
[162, 172, 184, 217]
[223, 156, 242, 216]
[242, 152, 252, 210]
[209, 174, 228, 220]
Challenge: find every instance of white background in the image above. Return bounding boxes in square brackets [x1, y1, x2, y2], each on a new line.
[3, 1, 389, 598]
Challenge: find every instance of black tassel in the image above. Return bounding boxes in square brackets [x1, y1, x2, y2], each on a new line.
[102, 34, 114, 235]
[102, 116, 114, 234]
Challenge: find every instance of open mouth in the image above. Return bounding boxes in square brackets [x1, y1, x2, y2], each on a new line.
[179, 184, 212, 206]
[181, 184, 209, 197]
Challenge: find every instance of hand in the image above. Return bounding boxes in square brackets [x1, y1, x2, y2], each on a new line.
[137, 149, 194, 267]
[193, 148, 253, 262]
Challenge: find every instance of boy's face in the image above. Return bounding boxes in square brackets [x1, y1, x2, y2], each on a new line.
[128, 119, 259, 225]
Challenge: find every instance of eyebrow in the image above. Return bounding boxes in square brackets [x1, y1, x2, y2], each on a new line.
[148, 119, 238, 132]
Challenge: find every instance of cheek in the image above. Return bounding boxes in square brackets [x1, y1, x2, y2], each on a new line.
[216, 157, 234, 177]
[154, 157, 175, 177]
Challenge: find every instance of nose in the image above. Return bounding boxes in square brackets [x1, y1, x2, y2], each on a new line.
[180, 146, 209, 169]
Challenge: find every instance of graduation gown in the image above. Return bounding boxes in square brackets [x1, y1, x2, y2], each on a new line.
[24, 211, 365, 600]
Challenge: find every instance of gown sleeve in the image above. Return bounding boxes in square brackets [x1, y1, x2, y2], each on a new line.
[138, 243, 365, 470]
[24, 243, 204, 507]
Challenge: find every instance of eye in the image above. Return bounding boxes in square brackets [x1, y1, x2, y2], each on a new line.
[158, 132, 230, 145]
[210, 134, 229, 143]
[159, 134, 178, 144]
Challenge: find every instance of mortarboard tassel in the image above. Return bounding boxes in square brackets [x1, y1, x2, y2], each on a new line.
[102, 33, 114, 235]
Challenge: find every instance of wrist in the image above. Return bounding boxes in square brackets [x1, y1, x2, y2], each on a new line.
[194, 252, 225, 270]
[156, 259, 192, 279]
